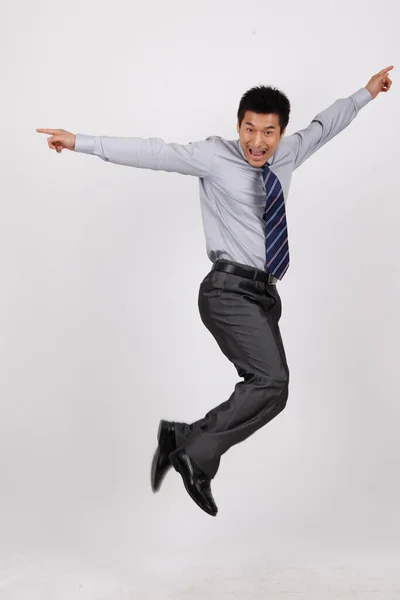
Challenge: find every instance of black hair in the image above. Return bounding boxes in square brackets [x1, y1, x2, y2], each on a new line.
[237, 85, 291, 133]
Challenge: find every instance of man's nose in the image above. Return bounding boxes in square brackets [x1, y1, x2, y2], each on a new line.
[254, 132, 263, 147]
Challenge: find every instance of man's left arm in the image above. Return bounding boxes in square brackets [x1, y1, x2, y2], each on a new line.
[284, 65, 394, 170]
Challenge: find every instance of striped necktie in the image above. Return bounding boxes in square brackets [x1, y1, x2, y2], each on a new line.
[262, 163, 290, 280]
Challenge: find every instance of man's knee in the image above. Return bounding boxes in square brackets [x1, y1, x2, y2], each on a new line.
[244, 368, 289, 412]
[266, 371, 289, 412]
[276, 374, 289, 408]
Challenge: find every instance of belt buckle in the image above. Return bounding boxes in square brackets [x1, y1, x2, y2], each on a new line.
[268, 273, 277, 285]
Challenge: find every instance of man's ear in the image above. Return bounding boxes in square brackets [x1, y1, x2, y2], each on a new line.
[236, 120, 240, 134]
[280, 127, 286, 138]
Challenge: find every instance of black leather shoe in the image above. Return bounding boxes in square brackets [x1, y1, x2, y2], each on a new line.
[151, 420, 177, 493]
[170, 448, 218, 516]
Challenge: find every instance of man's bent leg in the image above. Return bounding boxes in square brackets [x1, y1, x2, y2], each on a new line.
[181, 269, 289, 478]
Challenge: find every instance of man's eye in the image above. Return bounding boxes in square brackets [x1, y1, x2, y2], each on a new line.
[247, 128, 252, 132]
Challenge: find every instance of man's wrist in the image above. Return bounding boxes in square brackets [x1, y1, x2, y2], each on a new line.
[365, 86, 374, 100]
[74, 134, 96, 154]
[350, 87, 374, 110]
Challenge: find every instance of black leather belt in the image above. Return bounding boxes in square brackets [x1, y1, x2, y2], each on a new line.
[212, 260, 278, 285]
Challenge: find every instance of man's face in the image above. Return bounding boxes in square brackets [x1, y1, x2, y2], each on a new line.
[237, 111, 285, 168]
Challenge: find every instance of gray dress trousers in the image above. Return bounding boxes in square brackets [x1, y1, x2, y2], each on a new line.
[173, 259, 290, 478]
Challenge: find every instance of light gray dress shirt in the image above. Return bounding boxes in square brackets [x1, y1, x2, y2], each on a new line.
[75, 87, 372, 272]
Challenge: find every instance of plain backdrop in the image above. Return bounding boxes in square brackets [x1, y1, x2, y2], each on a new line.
[1, 0, 399, 597]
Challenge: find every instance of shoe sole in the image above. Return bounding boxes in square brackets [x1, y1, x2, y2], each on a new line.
[170, 452, 217, 517]
[150, 420, 172, 493]
[158, 419, 169, 444]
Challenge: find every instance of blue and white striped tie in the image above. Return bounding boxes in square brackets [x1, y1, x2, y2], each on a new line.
[262, 163, 290, 280]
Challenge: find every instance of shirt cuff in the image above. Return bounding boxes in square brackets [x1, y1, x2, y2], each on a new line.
[350, 87, 373, 110]
[74, 133, 96, 154]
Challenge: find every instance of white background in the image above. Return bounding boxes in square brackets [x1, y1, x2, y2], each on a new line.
[1, 0, 399, 597]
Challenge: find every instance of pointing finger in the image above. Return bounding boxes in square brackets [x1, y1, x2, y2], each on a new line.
[36, 128, 60, 134]
[379, 65, 394, 75]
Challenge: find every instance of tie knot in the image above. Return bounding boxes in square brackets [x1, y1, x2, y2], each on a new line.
[262, 163, 271, 178]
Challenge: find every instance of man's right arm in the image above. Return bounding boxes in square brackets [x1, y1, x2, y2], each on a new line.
[36, 128, 217, 178]
[75, 134, 217, 178]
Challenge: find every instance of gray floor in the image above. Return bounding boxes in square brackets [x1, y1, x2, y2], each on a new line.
[2, 543, 399, 599]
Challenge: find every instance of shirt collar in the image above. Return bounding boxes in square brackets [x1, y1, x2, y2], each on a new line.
[237, 138, 274, 168]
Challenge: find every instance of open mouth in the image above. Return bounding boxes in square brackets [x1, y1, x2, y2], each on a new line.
[249, 149, 266, 160]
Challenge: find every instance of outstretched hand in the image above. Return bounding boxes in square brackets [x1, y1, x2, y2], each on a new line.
[36, 128, 76, 153]
[366, 66, 394, 99]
